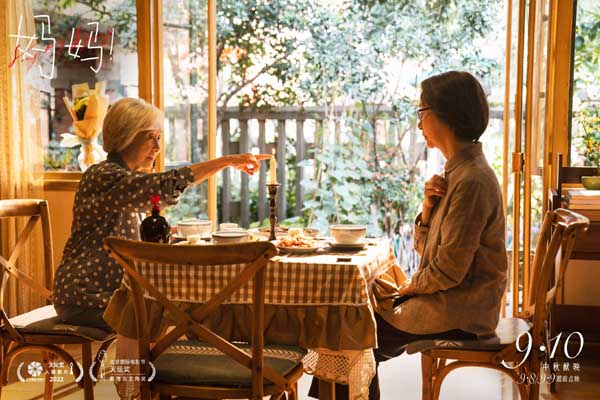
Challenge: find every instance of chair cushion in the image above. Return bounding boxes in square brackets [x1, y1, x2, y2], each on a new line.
[405, 318, 532, 354]
[7, 305, 115, 341]
[153, 340, 306, 387]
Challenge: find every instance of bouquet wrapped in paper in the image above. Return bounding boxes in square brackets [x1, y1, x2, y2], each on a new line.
[61, 81, 109, 170]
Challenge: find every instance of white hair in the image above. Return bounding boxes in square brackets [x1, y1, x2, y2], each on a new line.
[102, 98, 162, 153]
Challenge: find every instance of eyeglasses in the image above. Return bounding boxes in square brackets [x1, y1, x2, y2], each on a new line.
[417, 107, 432, 121]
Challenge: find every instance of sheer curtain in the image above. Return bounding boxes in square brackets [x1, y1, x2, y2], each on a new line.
[0, 0, 46, 315]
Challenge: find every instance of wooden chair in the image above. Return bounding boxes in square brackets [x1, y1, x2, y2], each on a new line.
[103, 237, 306, 400]
[547, 153, 600, 392]
[0, 199, 116, 400]
[405, 208, 590, 400]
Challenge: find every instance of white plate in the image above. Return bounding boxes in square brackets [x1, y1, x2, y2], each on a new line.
[328, 241, 367, 251]
[276, 244, 320, 254]
[249, 227, 289, 238]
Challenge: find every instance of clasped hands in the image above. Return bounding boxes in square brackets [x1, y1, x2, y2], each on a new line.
[424, 173, 448, 208]
[397, 173, 448, 296]
[421, 173, 448, 225]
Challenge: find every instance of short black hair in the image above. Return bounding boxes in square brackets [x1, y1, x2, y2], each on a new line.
[420, 71, 489, 142]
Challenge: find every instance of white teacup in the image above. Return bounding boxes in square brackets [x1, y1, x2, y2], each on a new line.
[303, 228, 320, 238]
[187, 234, 201, 245]
[212, 231, 249, 244]
[177, 219, 212, 238]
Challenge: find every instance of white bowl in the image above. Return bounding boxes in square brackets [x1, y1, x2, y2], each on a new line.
[329, 224, 367, 245]
[177, 219, 213, 238]
[303, 228, 320, 238]
[212, 231, 249, 244]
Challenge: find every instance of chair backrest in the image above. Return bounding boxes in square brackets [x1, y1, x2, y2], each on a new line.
[525, 208, 589, 347]
[103, 237, 280, 397]
[0, 199, 54, 310]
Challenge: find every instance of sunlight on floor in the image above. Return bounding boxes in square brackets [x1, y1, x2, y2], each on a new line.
[297, 352, 521, 400]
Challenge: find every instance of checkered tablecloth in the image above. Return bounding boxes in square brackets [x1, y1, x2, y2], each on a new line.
[136, 238, 395, 307]
[119, 238, 396, 400]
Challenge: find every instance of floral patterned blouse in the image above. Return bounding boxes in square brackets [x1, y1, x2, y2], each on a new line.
[52, 153, 195, 309]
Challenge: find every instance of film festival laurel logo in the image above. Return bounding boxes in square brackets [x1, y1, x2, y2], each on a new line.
[16, 351, 156, 385]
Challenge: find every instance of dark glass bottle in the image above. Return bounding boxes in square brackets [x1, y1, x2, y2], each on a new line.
[140, 195, 170, 243]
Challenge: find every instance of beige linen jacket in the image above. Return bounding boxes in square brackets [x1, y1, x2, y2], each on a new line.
[378, 143, 507, 337]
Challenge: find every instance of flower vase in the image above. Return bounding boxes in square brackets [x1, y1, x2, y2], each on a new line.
[77, 138, 106, 171]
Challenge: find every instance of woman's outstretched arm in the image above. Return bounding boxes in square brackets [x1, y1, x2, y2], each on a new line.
[188, 153, 272, 184]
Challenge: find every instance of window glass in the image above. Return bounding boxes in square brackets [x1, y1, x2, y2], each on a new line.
[570, 0, 600, 167]
[528, 0, 551, 263]
[29, 1, 139, 172]
[161, 0, 209, 224]
[213, 0, 506, 270]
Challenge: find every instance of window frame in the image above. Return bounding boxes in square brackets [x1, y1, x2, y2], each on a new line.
[43, 0, 218, 222]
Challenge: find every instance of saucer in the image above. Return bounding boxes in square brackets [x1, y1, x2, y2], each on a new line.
[328, 241, 367, 251]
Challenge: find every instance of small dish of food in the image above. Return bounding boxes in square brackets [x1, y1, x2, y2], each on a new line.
[276, 235, 320, 254]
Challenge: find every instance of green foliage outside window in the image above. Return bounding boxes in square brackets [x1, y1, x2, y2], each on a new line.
[572, 1, 600, 167]
[44, 135, 81, 171]
[295, 0, 502, 237]
[47, 0, 506, 255]
[576, 107, 600, 168]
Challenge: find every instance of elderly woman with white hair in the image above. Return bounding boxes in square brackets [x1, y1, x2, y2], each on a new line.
[52, 97, 270, 330]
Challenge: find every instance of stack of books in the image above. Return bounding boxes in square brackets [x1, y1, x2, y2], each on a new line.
[564, 189, 600, 221]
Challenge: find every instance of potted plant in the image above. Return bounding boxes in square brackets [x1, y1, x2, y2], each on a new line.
[580, 108, 600, 189]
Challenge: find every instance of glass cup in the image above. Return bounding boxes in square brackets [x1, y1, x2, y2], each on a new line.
[220, 223, 239, 231]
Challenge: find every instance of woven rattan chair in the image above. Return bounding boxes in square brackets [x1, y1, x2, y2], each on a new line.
[405, 208, 589, 400]
[0, 199, 116, 400]
[103, 237, 305, 400]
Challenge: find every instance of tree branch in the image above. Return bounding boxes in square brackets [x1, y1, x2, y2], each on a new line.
[75, 0, 113, 20]
[217, 53, 289, 106]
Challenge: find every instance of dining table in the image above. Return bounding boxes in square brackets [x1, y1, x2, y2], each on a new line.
[111, 236, 399, 400]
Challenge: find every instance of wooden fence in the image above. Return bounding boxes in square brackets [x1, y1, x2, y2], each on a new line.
[165, 105, 504, 228]
[218, 105, 415, 227]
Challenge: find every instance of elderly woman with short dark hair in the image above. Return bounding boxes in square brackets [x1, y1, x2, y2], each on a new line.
[310, 71, 508, 399]
[53, 97, 270, 331]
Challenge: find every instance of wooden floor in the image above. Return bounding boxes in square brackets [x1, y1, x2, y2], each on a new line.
[1, 346, 598, 399]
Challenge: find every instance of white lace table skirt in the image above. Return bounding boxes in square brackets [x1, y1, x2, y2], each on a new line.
[303, 348, 375, 400]
[113, 336, 375, 400]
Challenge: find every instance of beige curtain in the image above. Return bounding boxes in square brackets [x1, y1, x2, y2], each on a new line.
[0, 0, 46, 316]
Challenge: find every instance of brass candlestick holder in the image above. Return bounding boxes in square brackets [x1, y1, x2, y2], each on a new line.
[267, 183, 280, 241]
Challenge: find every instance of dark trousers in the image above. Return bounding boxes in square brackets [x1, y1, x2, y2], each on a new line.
[54, 304, 113, 332]
[308, 314, 476, 399]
